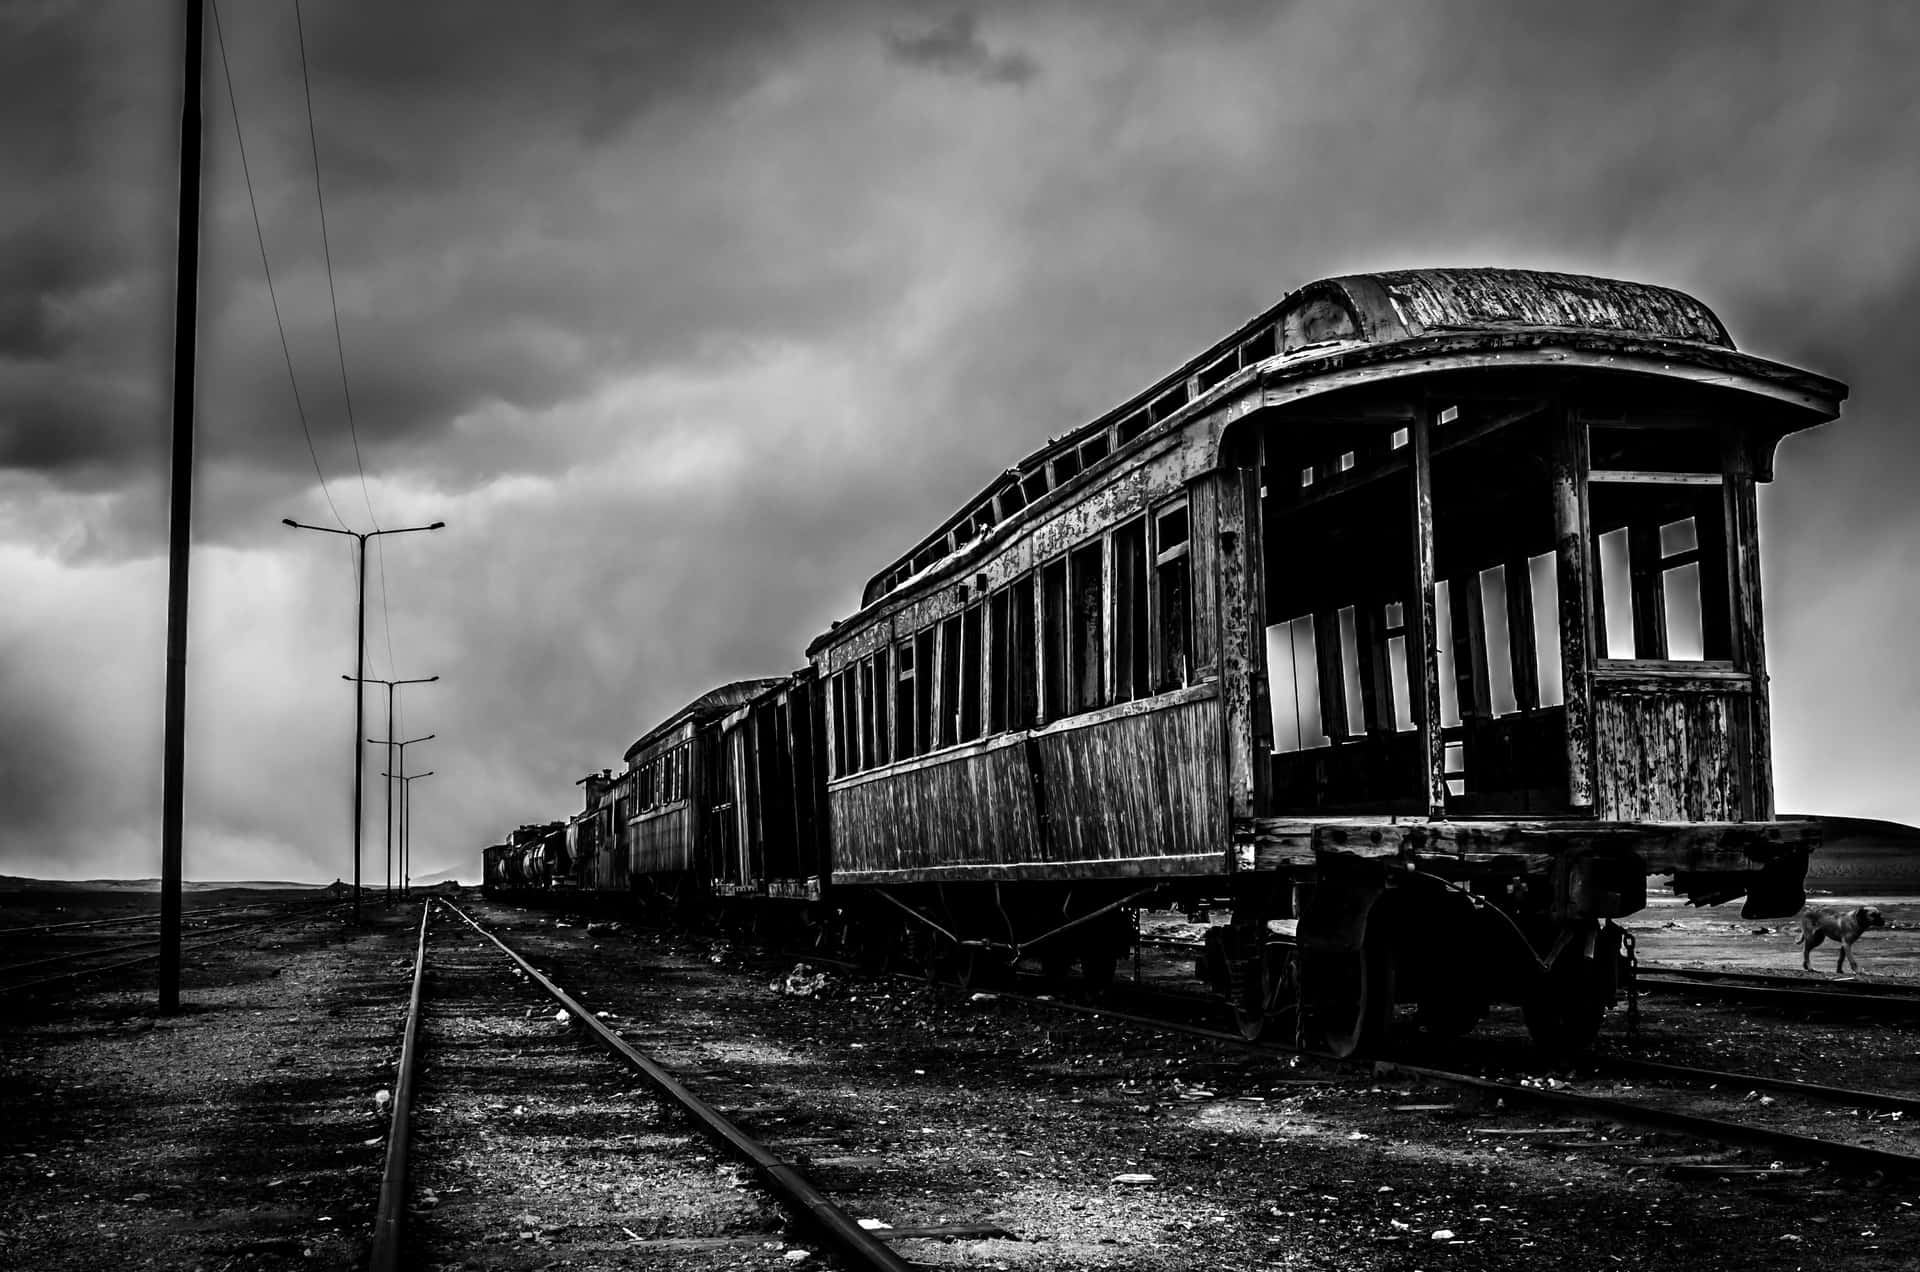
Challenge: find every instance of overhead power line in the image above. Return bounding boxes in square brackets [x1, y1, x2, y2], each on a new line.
[210, 0, 348, 532]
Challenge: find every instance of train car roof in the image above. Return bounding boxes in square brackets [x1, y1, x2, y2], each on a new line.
[622, 677, 787, 762]
[826, 266, 1845, 639]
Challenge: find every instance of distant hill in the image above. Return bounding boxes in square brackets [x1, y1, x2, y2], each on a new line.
[411, 865, 478, 887]
[0, 877, 323, 893]
[1782, 814, 1920, 891]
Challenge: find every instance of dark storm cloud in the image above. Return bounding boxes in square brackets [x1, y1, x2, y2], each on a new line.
[884, 11, 1039, 85]
[4, 0, 1919, 884]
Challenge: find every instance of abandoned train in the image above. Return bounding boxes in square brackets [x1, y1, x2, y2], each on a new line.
[483, 266, 1847, 1055]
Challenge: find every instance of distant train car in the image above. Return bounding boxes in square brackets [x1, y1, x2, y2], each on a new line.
[481, 844, 511, 897]
[568, 768, 629, 893]
[712, 670, 831, 916]
[806, 267, 1846, 1052]
[623, 680, 784, 906]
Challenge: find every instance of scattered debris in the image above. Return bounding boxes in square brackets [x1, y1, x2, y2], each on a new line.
[1112, 1173, 1157, 1184]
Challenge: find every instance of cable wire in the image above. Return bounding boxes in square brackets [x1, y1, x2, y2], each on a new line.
[210, 0, 348, 531]
[291, 0, 403, 681]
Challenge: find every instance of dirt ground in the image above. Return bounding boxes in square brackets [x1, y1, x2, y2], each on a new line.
[1, 889, 1916, 1271]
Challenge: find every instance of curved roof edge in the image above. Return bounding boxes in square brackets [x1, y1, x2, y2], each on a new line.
[852, 267, 1746, 611]
[622, 677, 787, 762]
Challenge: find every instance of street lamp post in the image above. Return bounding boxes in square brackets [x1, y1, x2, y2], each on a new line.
[283, 517, 443, 923]
[345, 674, 438, 900]
[367, 731, 434, 877]
[382, 769, 434, 895]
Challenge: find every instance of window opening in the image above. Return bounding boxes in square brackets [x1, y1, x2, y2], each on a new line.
[1590, 479, 1729, 663]
[1596, 526, 1635, 658]
[988, 587, 1010, 734]
[873, 647, 891, 765]
[895, 641, 917, 761]
[1434, 579, 1460, 730]
[938, 614, 962, 747]
[1155, 502, 1193, 691]
[857, 658, 874, 773]
[960, 604, 983, 741]
[1384, 601, 1414, 733]
[1069, 541, 1105, 714]
[1113, 519, 1149, 703]
[1041, 559, 1068, 720]
[830, 671, 849, 777]
[914, 629, 936, 754]
[1010, 575, 1037, 729]
[1479, 565, 1518, 716]
[1266, 616, 1330, 753]
[1337, 605, 1365, 734]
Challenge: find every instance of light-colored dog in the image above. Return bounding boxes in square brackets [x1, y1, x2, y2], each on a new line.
[1794, 905, 1887, 973]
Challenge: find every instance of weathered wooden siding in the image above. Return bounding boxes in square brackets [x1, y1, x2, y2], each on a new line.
[631, 804, 696, 875]
[830, 689, 1224, 880]
[1592, 688, 1753, 821]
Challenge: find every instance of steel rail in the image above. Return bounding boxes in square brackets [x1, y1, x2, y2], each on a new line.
[0, 898, 311, 939]
[1592, 1054, 1920, 1117]
[442, 900, 914, 1272]
[905, 972, 1920, 1178]
[1369, 1057, 1920, 1178]
[1634, 973, 1920, 1018]
[368, 901, 431, 1272]
[1636, 962, 1920, 999]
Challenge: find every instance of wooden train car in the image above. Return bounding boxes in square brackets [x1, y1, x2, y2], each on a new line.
[807, 267, 1847, 1052]
[712, 670, 831, 908]
[622, 679, 784, 903]
[567, 768, 629, 893]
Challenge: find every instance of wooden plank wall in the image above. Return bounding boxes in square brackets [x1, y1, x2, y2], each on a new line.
[1592, 689, 1750, 821]
[830, 693, 1223, 876]
[631, 805, 696, 875]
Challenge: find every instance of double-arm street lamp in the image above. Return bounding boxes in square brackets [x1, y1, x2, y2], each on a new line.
[381, 769, 434, 895]
[346, 674, 439, 900]
[283, 517, 444, 923]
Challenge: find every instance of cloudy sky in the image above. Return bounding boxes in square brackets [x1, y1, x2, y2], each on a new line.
[3, 0, 1916, 884]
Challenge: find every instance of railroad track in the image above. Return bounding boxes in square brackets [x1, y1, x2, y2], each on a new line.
[0, 899, 281, 939]
[825, 948, 1920, 1184]
[0, 899, 351, 1000]
[372, 899, 986, 1270]
[1632, 963, 1920, 1018]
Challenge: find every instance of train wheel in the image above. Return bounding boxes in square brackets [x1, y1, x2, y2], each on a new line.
[1523, 937, 1608, 1055]
[956, 945, 1008, 991]
[1415, 991, 1486, 1039]
[1300, 938, 1394, 1058]
[1231, 942, 1294, 1041]
[1038, 945, 1074, 982]
[1080, 950, 1118, 994]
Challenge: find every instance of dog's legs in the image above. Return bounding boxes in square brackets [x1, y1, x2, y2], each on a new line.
[1803, 931, 1822, 970]
[1842, 940, 1859, 973]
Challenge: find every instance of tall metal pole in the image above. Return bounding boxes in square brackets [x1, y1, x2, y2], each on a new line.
[351, 533, 367, 922]
[160, 0, 205, 1015]
[285, 519, 443, 920]
[381, 685, 392, 899]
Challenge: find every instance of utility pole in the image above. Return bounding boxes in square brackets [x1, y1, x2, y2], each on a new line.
[370, 734, 433, 892]
[346, 674, 438, 899]
[160, 0, 205, 1015]
[283, 520, 444, 922]
[384, 770, 433, 895]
